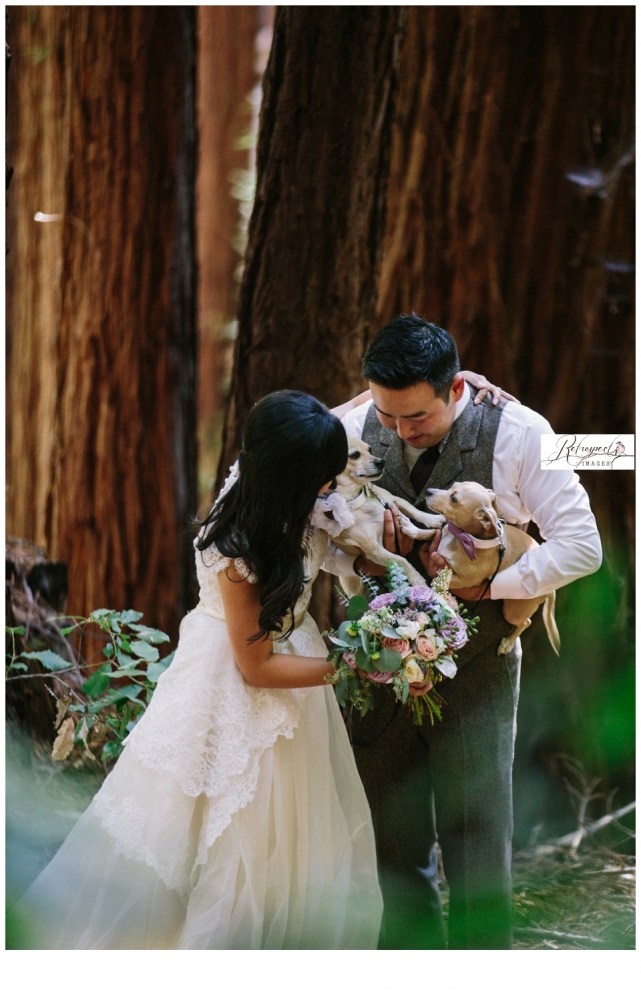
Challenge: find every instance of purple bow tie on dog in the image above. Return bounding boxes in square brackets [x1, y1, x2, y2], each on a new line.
[446, 519, 477, 561]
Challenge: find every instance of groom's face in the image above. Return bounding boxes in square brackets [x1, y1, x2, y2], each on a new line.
[369, 375, 465, 449]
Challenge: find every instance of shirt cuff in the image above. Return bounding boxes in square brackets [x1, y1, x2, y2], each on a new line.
[490, 563, 530, 600]
[330, 550, 359, 578]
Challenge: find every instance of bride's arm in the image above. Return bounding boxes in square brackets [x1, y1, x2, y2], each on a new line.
[218, 568, 330, 688]
[329, 389, 371, 418]
[330, 375, 518, 416]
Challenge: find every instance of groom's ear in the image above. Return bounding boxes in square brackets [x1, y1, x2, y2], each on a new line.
[450, 373, 465, 403]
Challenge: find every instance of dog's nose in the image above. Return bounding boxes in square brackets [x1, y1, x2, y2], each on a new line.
[425, 488, 434, 496]
[375, 458, 385, 468]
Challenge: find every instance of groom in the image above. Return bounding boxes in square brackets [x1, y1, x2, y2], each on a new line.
[339, 314, 602, 949]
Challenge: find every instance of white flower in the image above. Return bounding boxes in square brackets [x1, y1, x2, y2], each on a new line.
[396, 620, 422, 641]
[437, 656, 458, 679]
[403, 657, 425, 684]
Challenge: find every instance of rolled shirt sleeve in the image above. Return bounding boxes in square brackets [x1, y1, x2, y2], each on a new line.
[321, 541, 359, 579]
[490, 409, 602, 600]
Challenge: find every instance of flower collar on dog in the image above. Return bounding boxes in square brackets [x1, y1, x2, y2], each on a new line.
[444, 519, 505, 562]
[310, 492, 356, 537]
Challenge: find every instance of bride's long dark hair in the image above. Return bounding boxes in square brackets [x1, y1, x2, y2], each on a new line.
[196, 390, 348, 641]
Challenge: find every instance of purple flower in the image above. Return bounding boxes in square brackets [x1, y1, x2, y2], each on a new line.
[440, 615, 468, 649]
[407, 585, 435, 605]
[369, 592, 397, 610]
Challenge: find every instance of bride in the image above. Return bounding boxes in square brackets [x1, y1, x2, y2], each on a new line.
[18, 374, 506, 950]
[20, 390, 383, 949]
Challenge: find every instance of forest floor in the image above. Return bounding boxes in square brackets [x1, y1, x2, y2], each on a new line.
[6, 728, 636, 950]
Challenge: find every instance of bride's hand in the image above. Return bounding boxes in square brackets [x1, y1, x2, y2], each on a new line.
[460, 371, 520, 406]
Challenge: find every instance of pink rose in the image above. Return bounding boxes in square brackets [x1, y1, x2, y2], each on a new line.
[369, 592, 396, 610]
[342, 651, 357, 670]
[415, 633, 439, 661]
[444, 593, 459, 610]
[368, 671, 395, 684]
[382, 636, 411, 657]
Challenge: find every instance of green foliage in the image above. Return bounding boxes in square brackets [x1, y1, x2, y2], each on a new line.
[6, 609, 175, 765]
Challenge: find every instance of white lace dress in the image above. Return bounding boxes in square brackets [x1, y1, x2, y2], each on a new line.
[19, 527, 383, 949]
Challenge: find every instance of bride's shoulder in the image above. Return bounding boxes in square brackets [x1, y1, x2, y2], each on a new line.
[194, 536, 257, 584]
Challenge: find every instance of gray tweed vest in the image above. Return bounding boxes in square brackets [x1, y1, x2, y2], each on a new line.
[361, 384, 504, 509]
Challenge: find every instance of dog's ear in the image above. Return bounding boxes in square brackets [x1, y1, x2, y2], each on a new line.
[474, 504, 499, 535]
[486, 490, 505, 519]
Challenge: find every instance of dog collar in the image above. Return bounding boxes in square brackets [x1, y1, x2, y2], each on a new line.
[444, 520, 504, 561]
[346, 482, 382, 510]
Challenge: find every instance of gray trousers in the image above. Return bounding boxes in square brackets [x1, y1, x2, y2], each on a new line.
[349, 600, 520, 950]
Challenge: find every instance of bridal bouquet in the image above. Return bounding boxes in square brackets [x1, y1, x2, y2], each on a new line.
[325, 565, 478, 725]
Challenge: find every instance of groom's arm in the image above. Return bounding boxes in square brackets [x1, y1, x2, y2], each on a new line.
[489, 410, 602, 600]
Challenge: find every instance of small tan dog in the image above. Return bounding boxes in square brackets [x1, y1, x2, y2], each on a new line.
[397, 481, 560, 656]
[321, 437, 445, 597]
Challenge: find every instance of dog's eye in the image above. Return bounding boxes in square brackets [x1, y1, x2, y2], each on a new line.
[450, 495, 458, 504]
[348, 451, 361, 460]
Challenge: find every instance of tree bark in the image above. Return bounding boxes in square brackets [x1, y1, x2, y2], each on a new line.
[377, 5, 634, 555]
[196, 6, 265, 504]
[6, 7, 198, 639]
[218, 6, 408, 477]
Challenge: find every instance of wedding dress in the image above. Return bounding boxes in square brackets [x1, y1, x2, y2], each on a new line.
[18, 512, 383, 949]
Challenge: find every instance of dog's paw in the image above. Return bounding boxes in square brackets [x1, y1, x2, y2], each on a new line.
[397, 513, 421, 538]
[424, 513, 446, 528]
[497, 637, 514, 656]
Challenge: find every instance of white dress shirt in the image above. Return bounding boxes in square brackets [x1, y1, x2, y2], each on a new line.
[341, 384, 602, 600]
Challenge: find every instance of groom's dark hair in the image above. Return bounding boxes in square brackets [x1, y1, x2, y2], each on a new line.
[362, 314, 460, 401]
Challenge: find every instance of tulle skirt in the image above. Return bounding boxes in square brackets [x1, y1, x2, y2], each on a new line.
[17, 610, 383, 949]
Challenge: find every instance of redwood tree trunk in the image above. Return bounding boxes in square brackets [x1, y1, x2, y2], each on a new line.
[219, 6, 408, 475]
[196, 5, 265, 504]
[6, 7, 198, 639]
[377, 5, 634, 556]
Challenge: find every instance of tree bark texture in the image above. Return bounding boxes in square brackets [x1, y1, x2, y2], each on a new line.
[196, 5, 263, 504]
[377, 5, 634, 556]
[219, 5, 408, 476]
[6, 7, 198, 639]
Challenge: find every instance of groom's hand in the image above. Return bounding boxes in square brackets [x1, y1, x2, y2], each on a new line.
[353, 505, 414, 576]
[418, 531, 446, 578]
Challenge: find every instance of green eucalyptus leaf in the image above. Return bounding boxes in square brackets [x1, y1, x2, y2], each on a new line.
[337, 621, 362, 646]
[346, 595, 369, 621]
[19, 650, 70, 671]
[355, 648, 373, 672]
[360, 629, 373, 655]
[129, 640, 159, 662]
[401, 676, 410, 704]
[381, 626, 401, 639]
[378, 646, 402, 672]
[335, 676, 348, 707]
[329, 635, 350, 647]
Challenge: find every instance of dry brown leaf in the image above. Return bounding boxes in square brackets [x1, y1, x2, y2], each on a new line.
[52, 717, 75, 761]
[77, 718, 96, 760]
[54, 696, 71, 730]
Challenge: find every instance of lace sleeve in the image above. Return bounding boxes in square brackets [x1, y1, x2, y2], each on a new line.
[196, 543, 258, 585]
